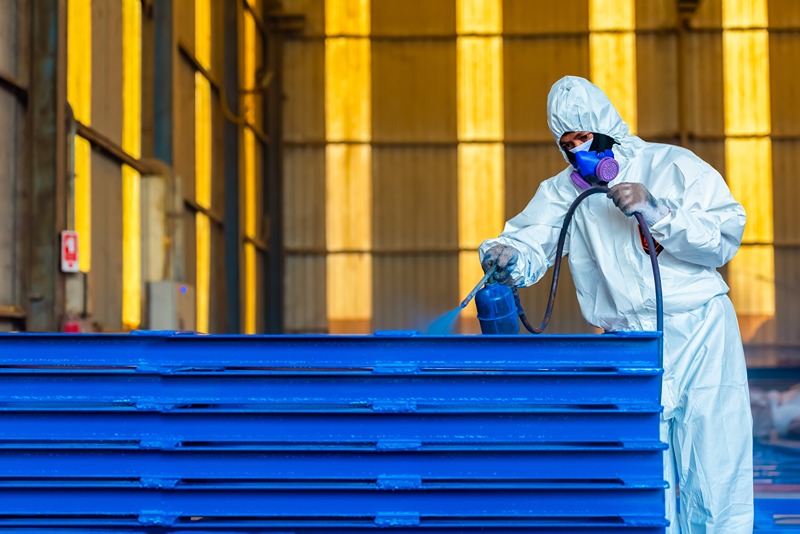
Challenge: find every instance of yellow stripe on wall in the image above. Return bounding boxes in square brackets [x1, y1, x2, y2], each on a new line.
[74, 136, 92, 273]
[456, 0, 501, 34]
[121, 165, 141, 330]
[324, 0, 372, 333]
[590, 0, 637, 134]
[326, 0, 370, 35]
[122, 0, 142, 329]
[194, 0, 212, 333]
[243, 10, 257, 333]
[244, 243, 257, 334]
[722, 0, 775, 326]
[67, 0, 92, 272]
[456, 0, 504, 328]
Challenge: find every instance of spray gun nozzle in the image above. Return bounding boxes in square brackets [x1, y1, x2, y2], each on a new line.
[460, 264, 498, 309]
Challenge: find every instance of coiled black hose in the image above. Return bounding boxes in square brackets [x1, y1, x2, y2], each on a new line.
[515, 186, 664, 368]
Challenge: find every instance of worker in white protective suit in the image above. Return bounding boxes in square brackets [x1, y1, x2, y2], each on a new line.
[479, 76, 753, 532]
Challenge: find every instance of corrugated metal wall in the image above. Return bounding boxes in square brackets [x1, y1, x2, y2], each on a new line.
[0, 0, 27, 332]
[279, 0, 800, 362]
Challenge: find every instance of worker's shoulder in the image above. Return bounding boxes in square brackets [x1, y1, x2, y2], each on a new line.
[641, 141, 713, 173]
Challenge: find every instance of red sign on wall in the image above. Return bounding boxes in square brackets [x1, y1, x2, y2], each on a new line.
[60, 231, 79, 273]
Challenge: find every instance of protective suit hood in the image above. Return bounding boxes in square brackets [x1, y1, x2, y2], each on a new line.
[547, 76, 646, 167]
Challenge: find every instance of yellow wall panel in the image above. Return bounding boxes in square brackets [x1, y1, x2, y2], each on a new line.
[372, 0, 455, 36]
[458, 144, 504, 249]
[503, 37, 590, 142]
[195, 0, 211, 68]
[722, 0, 767, 28]
[723, 31, 771, 136]
[326, 0, 369, 35]
[195, 213, 210, 332]
[372, 147, 458, 249]
[726, 138, 773, 243]
[243, 128, 257, 238]
[590, 33, 637, 134]
[244, 243, 257, 333]
[590, 0, 634, 31]
[325, 38, 371, 142]
[68, 0, 92, 125]
[326, 144, 372, 250]
[457, 37, 503, 140]
[729, 245, 775, 316]
[327, 253, 372, 330]
[372, 41, 457, 142]
[122, 0, 141, 329]
[195, 74, 212, 208]
[243, 11, 257, 124]
[121, 165, 141, 330]
[457, 0, 501, 34]
[122, 0, 141, 158]
[283, 40, 325, 142]
[74, 136, 92, 272]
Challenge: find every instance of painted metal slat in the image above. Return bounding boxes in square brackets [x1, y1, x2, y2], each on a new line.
[0, 332, 666, 531]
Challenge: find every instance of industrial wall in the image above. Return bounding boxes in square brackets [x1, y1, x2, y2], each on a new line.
[0, 1, 27, 332]
[280, 0, 800, 365]
[0, 0, 294, 335]
[0, 0, 798, 367]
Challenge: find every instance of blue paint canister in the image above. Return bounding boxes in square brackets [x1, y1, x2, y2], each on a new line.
[475, 284, 519, 335]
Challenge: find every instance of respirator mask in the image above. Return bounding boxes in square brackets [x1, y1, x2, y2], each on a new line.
[566, 133, 619, 191]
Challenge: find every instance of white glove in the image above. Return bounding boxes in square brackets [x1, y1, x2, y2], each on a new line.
[481, 244, 520, 286]
[607, 183, 670, 226]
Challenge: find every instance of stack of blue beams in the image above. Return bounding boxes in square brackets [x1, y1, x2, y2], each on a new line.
[0, 330, 667, 532]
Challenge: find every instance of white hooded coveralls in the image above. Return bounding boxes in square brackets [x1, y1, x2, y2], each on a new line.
[480, 76, 753, 532]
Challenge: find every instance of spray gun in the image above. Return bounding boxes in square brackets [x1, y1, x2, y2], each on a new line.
[460, 186, 664, 342]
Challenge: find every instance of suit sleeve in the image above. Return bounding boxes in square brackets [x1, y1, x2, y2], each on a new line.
[479, 176, 573, 287]
[649, 157, 746, 268]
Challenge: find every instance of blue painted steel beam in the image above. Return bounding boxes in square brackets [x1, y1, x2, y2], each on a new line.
[0, 528, 669, 534]
[0, 410, 660, 443]
[0, 331, 666, 532]
[0, 487, 665, 516]
[0, 332, 661, 368]
[0, 371, 661, 406]
[0, 447, 663, 480]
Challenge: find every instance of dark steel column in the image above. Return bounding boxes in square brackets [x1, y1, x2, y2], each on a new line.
[28, 0, 67, 331]
[223, 0, 241, 333]
[153, 0, 173, 165]
[263, 25, 284, 333]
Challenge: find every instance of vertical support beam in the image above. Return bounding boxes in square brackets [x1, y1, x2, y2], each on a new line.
[223, 0, 241, 333]
[28, 0, 67, 331]
[264, 25, 284, 333]
[153, 0, 173, 165]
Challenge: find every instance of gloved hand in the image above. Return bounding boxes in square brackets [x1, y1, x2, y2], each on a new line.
[481, 244, 520, 286]
[607, 183, 670, 226]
